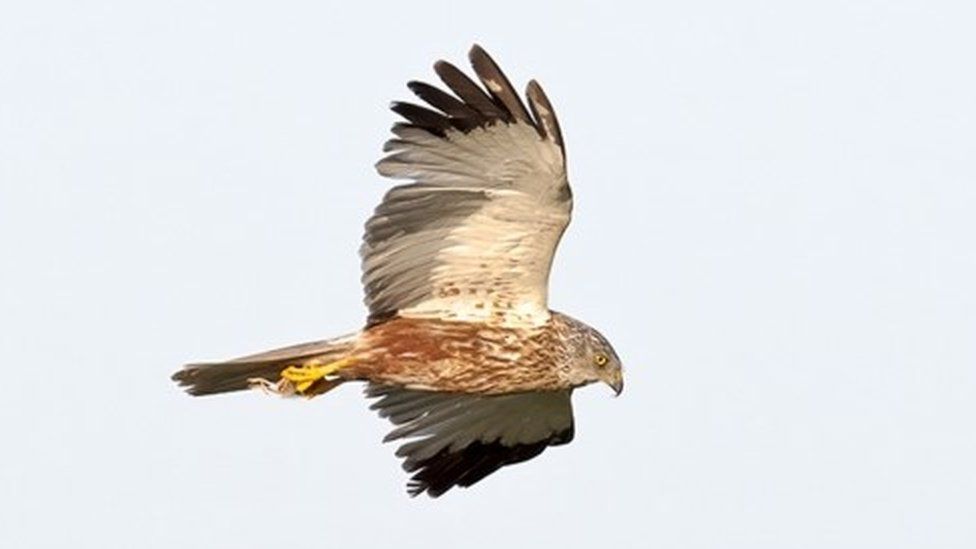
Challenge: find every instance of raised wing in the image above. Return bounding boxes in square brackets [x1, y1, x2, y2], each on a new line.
[363, 45, 571, 327]
[367, 384, 574, 497]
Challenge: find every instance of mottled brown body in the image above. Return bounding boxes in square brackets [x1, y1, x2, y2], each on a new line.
[171, 46, 626, 497]
[335, 315, 578, 394]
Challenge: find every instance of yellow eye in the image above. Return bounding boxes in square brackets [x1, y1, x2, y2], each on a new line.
[594, 354, 609, 366]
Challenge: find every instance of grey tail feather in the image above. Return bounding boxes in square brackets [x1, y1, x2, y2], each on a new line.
[171, 360, 290, 396]
[171, 336, 356, 396]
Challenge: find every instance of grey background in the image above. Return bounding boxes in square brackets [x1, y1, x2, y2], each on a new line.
[2, 1, 974, 547]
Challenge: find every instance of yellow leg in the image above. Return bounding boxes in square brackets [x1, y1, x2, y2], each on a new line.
[279, 357, 354, 394]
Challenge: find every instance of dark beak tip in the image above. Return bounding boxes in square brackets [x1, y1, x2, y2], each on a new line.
[611, 380, 624, 397]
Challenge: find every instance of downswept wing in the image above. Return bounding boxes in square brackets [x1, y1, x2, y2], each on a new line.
[367, 384, 574, 497]
[364, 45, 571, 327]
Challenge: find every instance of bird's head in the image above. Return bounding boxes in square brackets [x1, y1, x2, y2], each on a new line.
[565, 323, 624, 396]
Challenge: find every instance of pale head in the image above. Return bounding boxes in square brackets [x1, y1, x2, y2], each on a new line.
[552, 313, 624, 395]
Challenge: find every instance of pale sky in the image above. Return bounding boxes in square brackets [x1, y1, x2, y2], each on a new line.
[1, 1, 974, 548]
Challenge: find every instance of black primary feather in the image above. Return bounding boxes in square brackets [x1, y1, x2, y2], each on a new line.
[526, 79, 565, 153]
[390, 101, 452, 137]
[407, 80, 485, 130]
[406, 427, 574, 498]
[388, 45, 564, 155]
[468, 45, 533, 125]
[433, 60, 508, 121]
[367, 384, 576, 498]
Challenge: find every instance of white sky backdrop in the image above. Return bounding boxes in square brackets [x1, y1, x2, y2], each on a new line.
[1, 1, 974, 547]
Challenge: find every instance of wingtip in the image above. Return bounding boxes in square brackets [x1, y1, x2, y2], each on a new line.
[468, 43, 487, 60]
[432, 59, 451, 74]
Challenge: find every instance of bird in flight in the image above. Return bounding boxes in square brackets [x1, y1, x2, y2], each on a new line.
[172, 45, 624, 497]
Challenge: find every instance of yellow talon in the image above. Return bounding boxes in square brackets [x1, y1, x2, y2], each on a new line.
[280, 357, 354, 394]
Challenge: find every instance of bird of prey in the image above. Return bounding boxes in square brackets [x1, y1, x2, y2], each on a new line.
[172, 45, 624, 497]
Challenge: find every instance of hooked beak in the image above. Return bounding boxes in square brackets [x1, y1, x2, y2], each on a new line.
[607, 371, 624, 397]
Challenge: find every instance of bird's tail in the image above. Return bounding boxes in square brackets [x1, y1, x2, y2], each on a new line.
[172, 335, 357, 397]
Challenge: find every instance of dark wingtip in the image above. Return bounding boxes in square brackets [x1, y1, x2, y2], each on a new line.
[432, 59, 452, 76]
[392, 46, 559, 147]
[400, 433, 571, 498]
[468, 44, 532, 124]
[467, 43, 486, 60]
[407, 481, 425, 498]
[525, 79, 565, 153]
